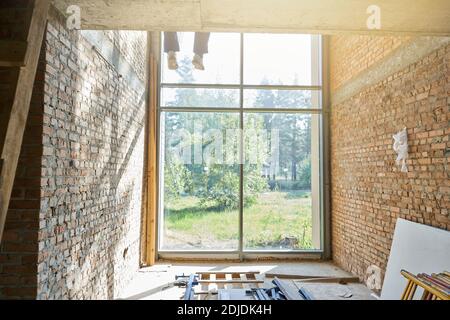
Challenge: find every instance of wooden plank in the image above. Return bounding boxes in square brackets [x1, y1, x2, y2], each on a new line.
[418, 273, 450, 293]
[0, 40, 28, 67]
[232, 273, 242, 289]
[198, 279, 263, 284]
[225, 273, 232, 290]
[435, 274, 450, 286]
[401, 270, 449, 300]
[198, 271, 259, 276]
[210, 273, 219, 292]
[139, 33, 151, 266]
[145, 32, 159, 265]
[140, 38, 149, 266]
[265, 272, 330, 279]
[216, 273, 225, 290]
[199, 273, 210, 299]
[401, 280, 413, 300]
[0, 0, 50, 244]
[294, 276, 360, 284]
[240, 274, 250, 290]
[246, 272, 261, 288]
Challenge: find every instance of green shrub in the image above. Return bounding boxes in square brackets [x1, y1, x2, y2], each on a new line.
[296, 155, 311, 189]
[197, 165, 268, 209]
[164, 162, 192, 198]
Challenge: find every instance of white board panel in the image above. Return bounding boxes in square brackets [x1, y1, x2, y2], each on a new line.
[381, 218, 450, 300]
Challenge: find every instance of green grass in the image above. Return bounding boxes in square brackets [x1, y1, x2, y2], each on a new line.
[163, 190, 313, 250]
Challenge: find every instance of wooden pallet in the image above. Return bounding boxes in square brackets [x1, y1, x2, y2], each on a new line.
[192, 271, 264, 300]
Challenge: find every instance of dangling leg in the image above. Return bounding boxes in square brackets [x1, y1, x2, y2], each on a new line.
[192, 32, 210, 70]
[164, 32, 180, 70]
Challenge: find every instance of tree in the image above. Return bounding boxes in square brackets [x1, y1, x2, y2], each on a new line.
[163, 58, 267, 209]
[253, 79, 312, 185]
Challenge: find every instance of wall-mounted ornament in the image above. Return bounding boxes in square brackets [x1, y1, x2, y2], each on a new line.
[393, 128, 408, 173]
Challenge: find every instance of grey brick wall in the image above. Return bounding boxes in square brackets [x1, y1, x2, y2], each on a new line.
[0, 5, 148, 300]
[0, 0, 43, 300]
[36, 8, 147, 300]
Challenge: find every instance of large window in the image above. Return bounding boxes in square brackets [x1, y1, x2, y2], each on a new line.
[158, 33, 323, 255]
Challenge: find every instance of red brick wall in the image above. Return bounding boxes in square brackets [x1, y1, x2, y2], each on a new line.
[330, 35, 410, 92]
[0, 56, 45, 300]
[330, 37, 449, 281]
[0, 0, 43, 299]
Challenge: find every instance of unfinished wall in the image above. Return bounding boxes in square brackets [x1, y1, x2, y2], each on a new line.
[0, 6, 147, 299]
[0, 0, 43, 300]
[36, 8, 147, 300]
[330, 36, 450, 282]
[329, 35, 411, 92]
[0, 49, 45, 300]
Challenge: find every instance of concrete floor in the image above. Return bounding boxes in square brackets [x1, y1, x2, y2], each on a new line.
[119, 261, 376, 300]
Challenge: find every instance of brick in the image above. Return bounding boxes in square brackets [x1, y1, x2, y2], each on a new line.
[330, 36, 449, 283]
[330, 35, 411, 92]
[416, 132, 428, 139]
[431, 143, 446, 150]
[416, 91, 429, 101]
[1, 11, 146, 300]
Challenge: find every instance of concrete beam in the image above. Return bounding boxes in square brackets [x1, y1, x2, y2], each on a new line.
[53, 0, 450, 35]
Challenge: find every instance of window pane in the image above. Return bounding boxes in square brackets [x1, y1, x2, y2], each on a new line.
[161, 88, 240, 108]
[161, 32, 241, 84]
[244, 89, 321, 109]
[159, 112, 241, 250]
[244, 34, 321, 86]
[243, 113, 321, 250]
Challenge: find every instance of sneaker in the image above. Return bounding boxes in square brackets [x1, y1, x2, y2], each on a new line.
[192, 54, 205, 70]
[167, 51, 178, 70]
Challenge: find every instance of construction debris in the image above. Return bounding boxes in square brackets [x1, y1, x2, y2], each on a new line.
[264, 273, 360, 284]
[174, 270, 366, 300]
[265, 273, 329, 279]
[175, 271, 263, 300]
[298, 287, 315, 300]
[294, 276, 360, 284]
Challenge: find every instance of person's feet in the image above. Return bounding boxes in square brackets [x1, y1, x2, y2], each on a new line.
[167, 51, 178, 70]
[167, 52, 205, 71]
[192, 54, 205, 70]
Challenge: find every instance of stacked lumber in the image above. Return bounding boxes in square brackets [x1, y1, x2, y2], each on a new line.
[417, 272, 450, 296]
[401, 270, 449, 300]
[265, 272, 360, 284]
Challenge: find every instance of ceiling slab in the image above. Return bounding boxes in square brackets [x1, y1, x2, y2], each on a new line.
[53, 0, 450, 35]
[54, 0, 203, 30]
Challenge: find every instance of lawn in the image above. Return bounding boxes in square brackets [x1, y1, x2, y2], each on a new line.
[161, 190, 313, 250]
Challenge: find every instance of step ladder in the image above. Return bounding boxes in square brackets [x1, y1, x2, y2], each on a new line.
[0, 0, 50, 243]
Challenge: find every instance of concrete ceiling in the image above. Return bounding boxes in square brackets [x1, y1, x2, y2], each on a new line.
[53, 0, 450, 35]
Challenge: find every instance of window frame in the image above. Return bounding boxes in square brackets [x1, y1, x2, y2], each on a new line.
[155, 32, 327, 260]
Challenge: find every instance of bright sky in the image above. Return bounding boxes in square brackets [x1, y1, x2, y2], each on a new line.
[161, 32, 319, 86]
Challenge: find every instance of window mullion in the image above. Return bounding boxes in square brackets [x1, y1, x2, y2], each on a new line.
[238, 33, 244, 259]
